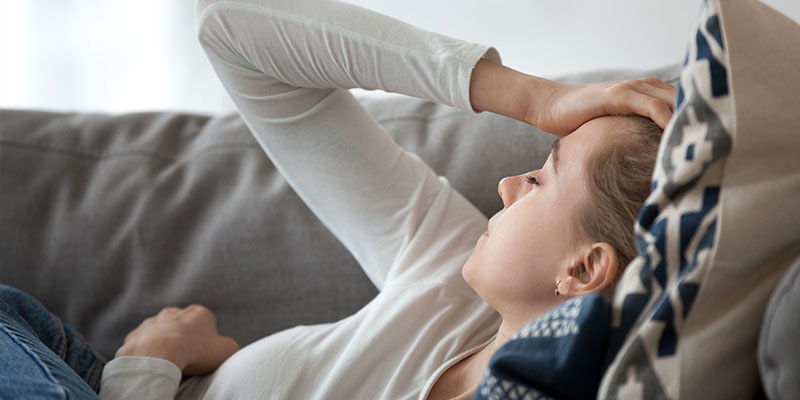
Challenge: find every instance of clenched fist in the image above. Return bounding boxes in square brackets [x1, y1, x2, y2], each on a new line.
[115, 305, 240, 376]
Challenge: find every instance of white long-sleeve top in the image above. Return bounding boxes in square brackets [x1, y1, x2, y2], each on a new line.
[99, 0, 503, 398]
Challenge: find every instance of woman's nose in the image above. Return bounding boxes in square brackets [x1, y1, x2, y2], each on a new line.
[497, 174, 522, 208]
[498, 170, 539, 208]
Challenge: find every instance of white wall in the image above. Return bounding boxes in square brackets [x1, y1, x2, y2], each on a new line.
[1, 0, 798, 114]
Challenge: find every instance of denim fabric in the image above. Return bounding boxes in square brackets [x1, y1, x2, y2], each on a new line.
[0, 284, 105, 399]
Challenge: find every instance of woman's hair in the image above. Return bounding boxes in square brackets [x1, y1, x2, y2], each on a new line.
[579, 115, 663, 297]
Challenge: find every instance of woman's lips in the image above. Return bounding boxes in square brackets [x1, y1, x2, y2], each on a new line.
[482, 231, 489, 237]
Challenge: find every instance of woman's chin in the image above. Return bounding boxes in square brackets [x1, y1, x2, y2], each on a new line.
[461, 254, 488, 297]
[460, 255, 477, 288]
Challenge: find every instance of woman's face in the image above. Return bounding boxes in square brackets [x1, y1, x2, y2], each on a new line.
[462, 116, 620, 319]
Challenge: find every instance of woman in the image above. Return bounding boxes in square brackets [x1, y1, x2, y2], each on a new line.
[1, 0, 675, 399]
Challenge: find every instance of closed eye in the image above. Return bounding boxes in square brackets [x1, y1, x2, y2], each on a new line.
[526, 175, 539, 186]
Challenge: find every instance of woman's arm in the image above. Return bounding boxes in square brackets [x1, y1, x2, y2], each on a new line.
[469, 58, 677, 135]
[195, 0, 501, 291]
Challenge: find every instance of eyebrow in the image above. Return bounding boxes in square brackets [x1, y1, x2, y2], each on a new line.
[551, 137, 561, 176]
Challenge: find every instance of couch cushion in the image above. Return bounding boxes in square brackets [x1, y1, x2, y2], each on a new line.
[599, 0, 800, 398]
[759, 255, 800, 400]
[0, 65, 679, 360]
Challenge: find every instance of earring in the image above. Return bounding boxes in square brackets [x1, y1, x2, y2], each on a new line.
[554, 279, 563, 296]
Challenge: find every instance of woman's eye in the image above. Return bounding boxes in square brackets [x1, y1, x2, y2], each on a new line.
[525, 175, 539, 186]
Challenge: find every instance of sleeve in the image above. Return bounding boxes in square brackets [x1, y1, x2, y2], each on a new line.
[98, 357, 181, 400]
[195, 0, 500, 289]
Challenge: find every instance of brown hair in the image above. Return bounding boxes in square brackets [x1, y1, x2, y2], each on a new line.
[579, 115, 663, 297]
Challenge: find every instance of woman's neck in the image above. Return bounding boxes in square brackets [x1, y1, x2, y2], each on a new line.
[435, 304, 558, 399]
[449, 316, 540, 397]
[462, 304, 558, 390]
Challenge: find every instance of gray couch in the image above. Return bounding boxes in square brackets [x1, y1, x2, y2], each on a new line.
[1, 64, 797, 397]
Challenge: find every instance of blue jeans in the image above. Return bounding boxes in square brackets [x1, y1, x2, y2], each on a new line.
[0, 284, 105, 399]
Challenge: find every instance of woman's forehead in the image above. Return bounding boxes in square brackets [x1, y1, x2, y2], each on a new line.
[554, 117, 624, 179]
[563, 117, 622, 154]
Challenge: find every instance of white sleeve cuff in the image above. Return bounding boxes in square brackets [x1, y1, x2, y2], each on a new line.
[99, 357, 182, 400]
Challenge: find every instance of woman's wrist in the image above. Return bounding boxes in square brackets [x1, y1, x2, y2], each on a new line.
[115, 334, 189, 372]
[468, 58, 555, 124]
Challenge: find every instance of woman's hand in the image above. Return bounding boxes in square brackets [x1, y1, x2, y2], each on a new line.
[527, 78, 677, 135]
[115, 305, 240, 376]
[469, 58, 677, 135]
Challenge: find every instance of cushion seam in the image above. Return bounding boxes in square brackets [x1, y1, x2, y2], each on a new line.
[0, 140, 260, 164]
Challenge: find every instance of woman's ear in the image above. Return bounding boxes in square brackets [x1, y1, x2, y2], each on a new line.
[561, 242, 619, 296]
